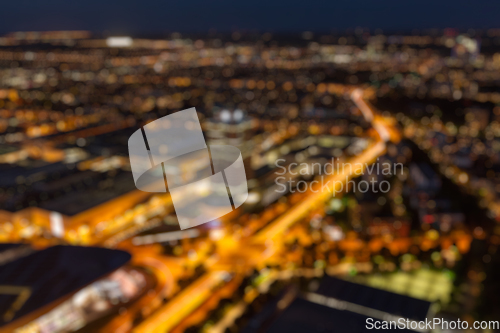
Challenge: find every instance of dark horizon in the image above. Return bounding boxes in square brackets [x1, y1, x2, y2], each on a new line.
[1, 0, 500, 35]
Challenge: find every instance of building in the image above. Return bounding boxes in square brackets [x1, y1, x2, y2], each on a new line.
[243, 276, 431, 333]
[0, 245, 149, 333]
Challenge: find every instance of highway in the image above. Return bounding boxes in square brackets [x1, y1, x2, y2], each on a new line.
[131, 87, 399, 333]
[133, 271, 229, 333]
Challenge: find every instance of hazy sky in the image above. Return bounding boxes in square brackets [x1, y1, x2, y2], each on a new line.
[1, 0, 499, 35]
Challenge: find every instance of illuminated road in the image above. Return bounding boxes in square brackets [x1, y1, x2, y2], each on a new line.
[253, 140, 386, 243]
[131, 87, 399, 333]
[133, 271, 229, 333]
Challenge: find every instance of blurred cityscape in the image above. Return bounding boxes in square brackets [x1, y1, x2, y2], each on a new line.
[0, 28, 499, 332]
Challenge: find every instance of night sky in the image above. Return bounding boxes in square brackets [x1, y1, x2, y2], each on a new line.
[1, 0, 499, 35]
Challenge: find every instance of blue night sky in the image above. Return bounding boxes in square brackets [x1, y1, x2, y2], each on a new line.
[1, 0, 499, 34]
